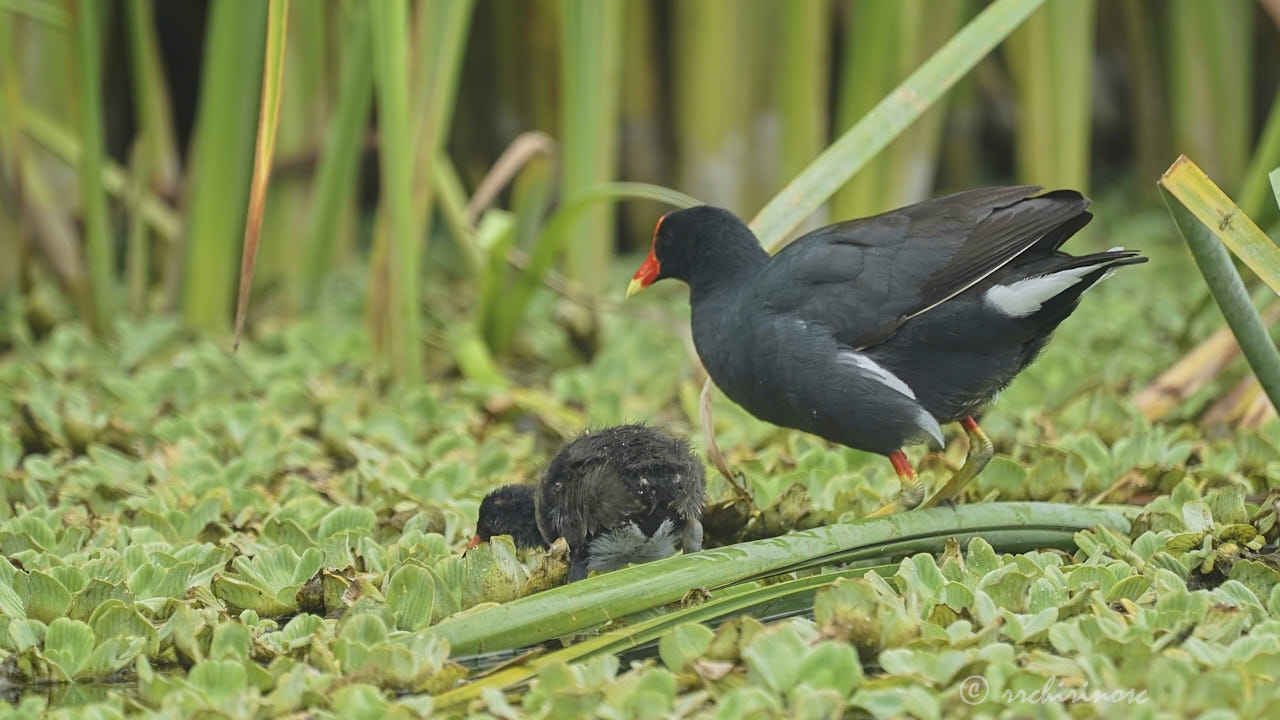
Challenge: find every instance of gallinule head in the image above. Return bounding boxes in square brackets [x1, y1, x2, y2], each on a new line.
[627, 187, 1146, 511]
[468, 484, 547, 551]
[536, 424, 706, 582]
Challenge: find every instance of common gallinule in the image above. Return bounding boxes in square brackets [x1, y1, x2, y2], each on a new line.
[470, 425, 706, 581]
[626, 186, 1145, 512]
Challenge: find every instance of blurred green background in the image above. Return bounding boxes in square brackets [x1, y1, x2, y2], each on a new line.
[1, 0, 1278, 380]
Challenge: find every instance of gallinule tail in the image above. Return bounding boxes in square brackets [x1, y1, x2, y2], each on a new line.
[626, 186, 1146, 513]
[471, 425, 706, 581]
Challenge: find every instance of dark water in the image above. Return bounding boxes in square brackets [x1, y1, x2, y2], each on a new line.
[1, 680, 138, 709]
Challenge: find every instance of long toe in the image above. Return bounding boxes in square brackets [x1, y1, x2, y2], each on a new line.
[921, 417, 993, 509]
[867, 450, 924, 516]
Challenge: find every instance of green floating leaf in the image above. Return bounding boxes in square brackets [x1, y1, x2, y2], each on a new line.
[797, 641, 863, 698]
[209, 621, 252, 661]
[43, 618, 95, 680]
[330, 683, 393, 720]
[0, 578, 27, 620]
[1181, 501, 1215, 534]
[1228, 560, 1280, 605]
[9, 619, 46, 654]
[188, 659, 249, 703]
[657, 622, 714, 674]
[316, 506, 377, 540]
[386, 564, 435, 631]
[260, 613, 326, 654]
[25, 571, 72, 624]
[78, 636, 145, 680]
[89, 601, 159, 656]
[461, 536, 528, 609]
[742, 624, 807, 695]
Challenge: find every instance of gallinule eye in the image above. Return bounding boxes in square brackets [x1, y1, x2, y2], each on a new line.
[470, 425, 707, 582]
[626, 186, 1146, 513]
[468, 484, 547, 551]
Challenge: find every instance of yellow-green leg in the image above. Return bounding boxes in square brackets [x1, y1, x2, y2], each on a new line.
[920, 416, 993, 509]
[866, 450, 925, 516]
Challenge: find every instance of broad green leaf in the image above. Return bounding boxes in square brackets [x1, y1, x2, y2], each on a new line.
[89, 601, 159, 656]
[316, 506, 376, 540]
[25, 571, 72, 624]
[188, 659, 248, 702]
[657, 622, 713, 674]
[796, 641, 862, 697]
[385, 565, 434, 631]
[209, 621, 252, 661]
[43, 618, 95, 679]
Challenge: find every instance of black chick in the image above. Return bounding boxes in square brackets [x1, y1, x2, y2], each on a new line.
[537, 425, 706, 582]
[471, 425, 706, 582]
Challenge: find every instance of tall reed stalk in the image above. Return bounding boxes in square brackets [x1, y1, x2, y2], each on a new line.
[832, 0, 967, 219]
[370, 0, 420, 383]
[123, 0, 178, 194]
[181, 1, 267, 332]
[300, 2, 372, 309]
[1006, 0, 1096, 191]
[1166, 0, 1253, 191]
[70, 0, 113, 334]
[673, 0, 748, 211]
[775, 0, 830, 194]
[558, 0, 622, 298]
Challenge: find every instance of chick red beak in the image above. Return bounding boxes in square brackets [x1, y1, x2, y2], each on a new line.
[627, 247, 660, 298]
[466, 534, 483, 551]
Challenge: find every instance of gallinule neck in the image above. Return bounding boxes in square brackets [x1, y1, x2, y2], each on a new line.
[626, 187, 1146, 512]
[468, 484, 547, 551]
[471, 425, 706, 582]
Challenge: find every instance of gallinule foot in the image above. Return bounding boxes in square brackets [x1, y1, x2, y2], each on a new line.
[471, 425, 706, 582]
[626, 186, 1146, 513]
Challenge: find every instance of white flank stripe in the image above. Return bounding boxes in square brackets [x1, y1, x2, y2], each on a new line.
[984, 264, 1099, 318]
[916, 407, 945, 448]
[838, 351, 917, 400]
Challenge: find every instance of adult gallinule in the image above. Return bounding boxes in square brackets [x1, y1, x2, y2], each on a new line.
[626, 186, 1145, 512]
[470, 425, 706, 581]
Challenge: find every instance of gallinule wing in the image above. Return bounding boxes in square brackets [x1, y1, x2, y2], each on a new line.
[471, 425, 706, 581]
[626, 186, 1146, 512]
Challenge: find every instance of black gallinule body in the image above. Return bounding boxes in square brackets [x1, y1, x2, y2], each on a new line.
[626, 186, 1145, 512]
[471, 425, 706, 581]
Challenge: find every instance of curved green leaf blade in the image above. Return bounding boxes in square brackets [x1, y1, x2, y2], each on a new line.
[1159, 155, 1280, 414]
[1160, 155, 1280, 293]
[429, 503, 1126, 656]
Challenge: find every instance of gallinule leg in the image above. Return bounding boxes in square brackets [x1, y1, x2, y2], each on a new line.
[920, 416, 993, 509]
[865, 451, 925, 516]
[866, 416, 992, 515]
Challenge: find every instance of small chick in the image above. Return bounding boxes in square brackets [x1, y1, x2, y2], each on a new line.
[471, 425, 706, 582]
[538, 424, 706, 582]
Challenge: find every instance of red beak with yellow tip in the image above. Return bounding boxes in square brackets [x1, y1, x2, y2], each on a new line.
[627, 248, 660, 298]
[628, 215, 666, 298]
